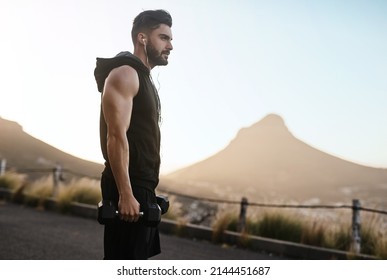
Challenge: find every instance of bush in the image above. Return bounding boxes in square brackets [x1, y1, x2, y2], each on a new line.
[301, 221, 327, 247]
[57, 177, 101, 211]
[0, 172, 26, 193]
[23, 176, 53, 207]
[211, 205, 239, 243]
[160, 194, 183, 221]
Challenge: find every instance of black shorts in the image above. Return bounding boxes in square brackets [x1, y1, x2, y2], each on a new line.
[100, 169, 161, 260]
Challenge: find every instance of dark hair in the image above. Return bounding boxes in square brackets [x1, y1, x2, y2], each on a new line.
[131, 10, 172, 44]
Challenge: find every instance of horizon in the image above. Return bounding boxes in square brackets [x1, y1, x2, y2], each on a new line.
[1, 0, 386, 173]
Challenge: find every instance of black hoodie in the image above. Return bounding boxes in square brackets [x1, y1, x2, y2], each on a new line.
[94, 52, 161, 190]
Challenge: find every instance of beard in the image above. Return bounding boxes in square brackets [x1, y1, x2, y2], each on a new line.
[146, 43, 169, 66]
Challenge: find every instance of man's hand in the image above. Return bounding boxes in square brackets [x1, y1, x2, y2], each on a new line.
[118, 192, 141, 222]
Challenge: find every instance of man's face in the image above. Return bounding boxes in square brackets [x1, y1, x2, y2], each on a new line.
[146, 24, 173, 67]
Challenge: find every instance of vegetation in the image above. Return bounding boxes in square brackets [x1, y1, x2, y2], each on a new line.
[0, 172, 100, 209]
[211, 206, 239, 243]
[160, 194, 183, 221]
[56, 177, 101, 211]
[23, 175, 53, 207]
[0, 172, 26, 193]
[1, 171, 386, 259]
[211, 206, 387, 259]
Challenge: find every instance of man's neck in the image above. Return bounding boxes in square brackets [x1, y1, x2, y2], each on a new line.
[134, 48, 153, 70]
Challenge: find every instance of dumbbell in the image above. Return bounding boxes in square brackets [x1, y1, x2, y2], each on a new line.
[156, 195, 169, 214]
[97, 195, 169, 227]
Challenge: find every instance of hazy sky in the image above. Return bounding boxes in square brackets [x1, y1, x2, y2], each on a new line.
[1, 0, 386, 174]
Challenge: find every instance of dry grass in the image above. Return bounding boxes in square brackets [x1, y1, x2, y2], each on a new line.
[0, 172, 26, 193]
[23, 175, 53, 207]
[159, 194, 183, 221]
[375, 237, 387, 259]
[0, 173, 101, 210]
[211, 204, 239, 243]
[212, 206, 387, 259]
[57, 177, 101, 211]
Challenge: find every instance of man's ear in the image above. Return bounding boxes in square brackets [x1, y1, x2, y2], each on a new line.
[138, 33, 147, 45]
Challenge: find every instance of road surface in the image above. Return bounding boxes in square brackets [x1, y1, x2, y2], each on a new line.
[0, 201, 285, 260]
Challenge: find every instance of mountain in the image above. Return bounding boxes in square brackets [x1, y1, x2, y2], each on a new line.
[2, 115, 386, 206]
[0, 117, 103, 180]
[161, 114, 387, 205]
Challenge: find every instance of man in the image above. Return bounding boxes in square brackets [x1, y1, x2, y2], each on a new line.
[94, 9, 173, 259]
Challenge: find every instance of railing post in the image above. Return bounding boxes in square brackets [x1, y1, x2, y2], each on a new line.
[0, 158, 6, 176]
[52, 164, 63, 197]
[238, 197, 248, 232]
[351, 199, 361, 254]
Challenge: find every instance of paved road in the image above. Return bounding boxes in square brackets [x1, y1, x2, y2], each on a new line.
[0, 201, 285, 260]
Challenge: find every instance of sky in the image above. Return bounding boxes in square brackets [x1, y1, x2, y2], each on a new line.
[0, 0, 386, 174]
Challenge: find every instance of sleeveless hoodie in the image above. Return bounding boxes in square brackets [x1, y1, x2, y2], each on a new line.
[94, 51, 161, 190]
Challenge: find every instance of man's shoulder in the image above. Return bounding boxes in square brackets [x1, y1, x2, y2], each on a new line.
[95, 51, 147, 93]
[102, 65, 139, 99]
[108, 65, 139, 84]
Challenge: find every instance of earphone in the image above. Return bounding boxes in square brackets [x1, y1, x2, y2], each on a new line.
[142, 38, 150, 69]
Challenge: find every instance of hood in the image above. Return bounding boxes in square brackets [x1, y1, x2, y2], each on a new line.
[94, 51, 149, 93]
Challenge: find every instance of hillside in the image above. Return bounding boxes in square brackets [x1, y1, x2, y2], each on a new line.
[161, 114, 387, 206]
[0, 117, 103, 180]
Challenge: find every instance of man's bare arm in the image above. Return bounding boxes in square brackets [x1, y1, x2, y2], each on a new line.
[102, 65, 140, 222]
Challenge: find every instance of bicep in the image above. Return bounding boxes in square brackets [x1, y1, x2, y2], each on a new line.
[102, 66, 139, 133]
[102, 86, 132, 133]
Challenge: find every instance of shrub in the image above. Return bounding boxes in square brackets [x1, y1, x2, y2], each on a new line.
[0, 172, 26, 193]
[300, 221, 327, 247]
[160, 194, 182, 221]
[57, 177, 101, 211]
[23, 175, 53, 207]
[375, 237, 387, 259]
[256, 212, 304, 243]
[211, 205, 239, 243]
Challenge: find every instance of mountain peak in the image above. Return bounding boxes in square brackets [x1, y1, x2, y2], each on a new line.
[257, 114, 285, 127]
[1, 117, 23, 134]
[237, 113, 290, 141]
[1, 117, 21, 127]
